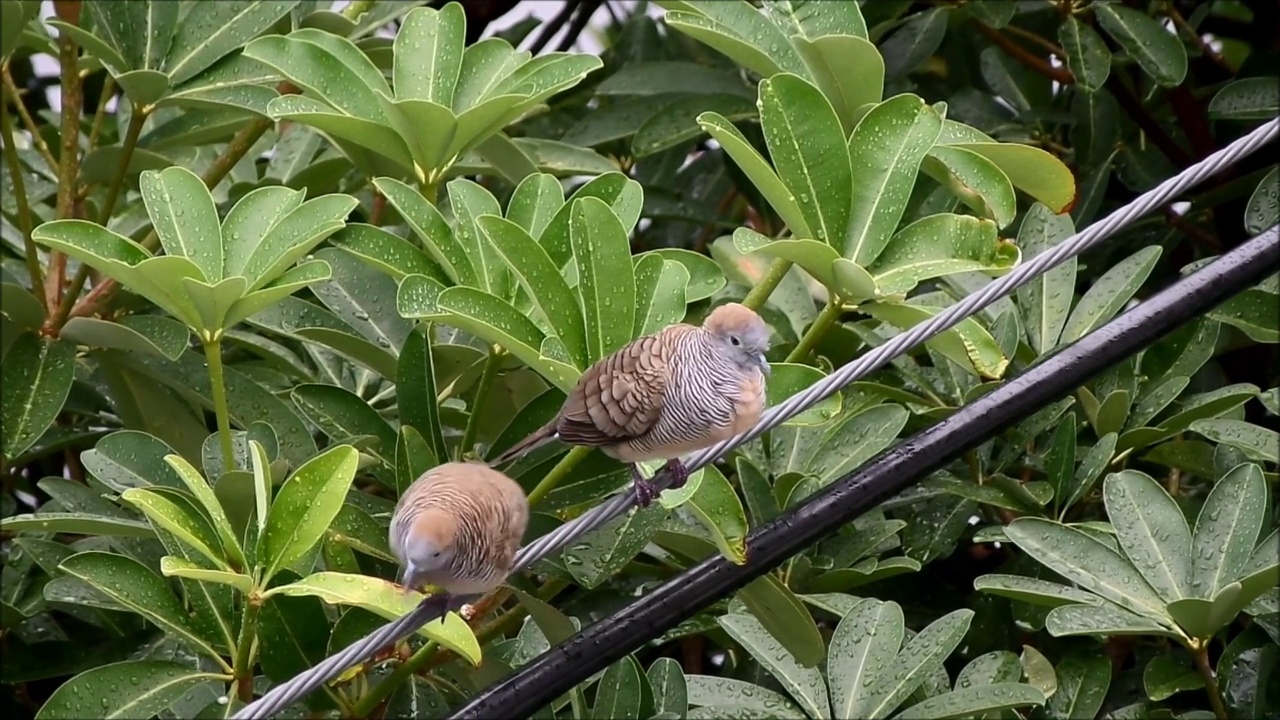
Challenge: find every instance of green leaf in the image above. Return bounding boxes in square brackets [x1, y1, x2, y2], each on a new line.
[957, 651, 1022, 686]
[139, 167, 224, 282]
[1058, 17, 1111, 91]
[62, 315, 190, 360]
[1, 334, 76, 460]
[329, 223, 449, 285]
[396, 325, 449, 464]
[765, 362, 841, 426]
[446, 179, 507, 296]
[1045, 603, 1182, 640]
[1061, 246, 1161, 345]
[1094, 4, 1188, 87]
[922, 147, 1017, 229]
[737, 573, 825, 669]
[719, 612, 830, 720]
[765, 0, 867, 40]
[869, 213, 1015, 296]
[733, 228, 845, 295]
[685, 675, 805, 718]
[650, 658, 689, 718]
[480, 215, 588, 367]
[1191, 419, 1279, 464]
[861, 302, 1008, 379]
[159, 555, 253, 593]
[1004, 518, 1172, 624]
[1045, 653, 1111, 720]
[827, 598, 902, 718]
[119, 488, 229, 572]
[1014, 204, 1077, 354]
[894, 683, 1045, 719]
[870, 609, 975, 719]
[436, 286, 580, 392]
[260, 445, 359, 580]
[394, 4, 464, 107]
[699, 112, 812, 239]
[374, 176, 477, 286]
[639, 248, 727, 304]
[808, 404, 909, 487]
[593, 656, 645, 719]
[0, 283, 44, 330]
[562, 504, 666, 589]
[0, 512, 155, 537]
[58, 551, 225, 662]
[1210, 79, 1280, 121]
[879, 7, 948, 80]
[538, 172, 643, 266]
[596, 61, 752, 97]
[1103, 471, 1192, 603]
[1143, 654, 1203, 702]
[631, 94, 756, 158]
[33, 660, 223, 720]
[290, 384, 397, 461]
[664, 465, 749, 564]
[845, 95, 943, 266]
[571, 197, 637, 361]
[631, 256, 690, 339]
[759, 73, 851, 248]
[263, 571, 481, 664]
[1189, 463, 1267, 599]
[506, 173, 566, 240]
[660, 3, 807, 79]
[0, 1, 40, 62]
[163, 454, 247, 570]
[164, 1, 301, 85]
[792, 34, 882, 136]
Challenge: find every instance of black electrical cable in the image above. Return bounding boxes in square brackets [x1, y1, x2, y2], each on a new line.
[449, 224, 1280, 720]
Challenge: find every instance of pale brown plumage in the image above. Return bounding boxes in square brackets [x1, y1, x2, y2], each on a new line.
[490, 302, 772, 506]
[388, 462, 529, 616]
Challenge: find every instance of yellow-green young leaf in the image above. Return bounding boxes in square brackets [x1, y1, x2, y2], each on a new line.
[1093, 4, 1187, 88]
[948, 143, 1076, 214]
[394, 4, 464, 107]
[129, 255, 216, 330]
[263, 572, 482, 665]
[733, 228, 840, 290]
[120, 488, 229, 572]
[794, 34, 882, 136]
[435, 286, 581, 391]
[248, 440, 272, 537]
[58, 551, 226, 663]
[868, 213, 1015, 296]
[845, 95, 943, 266]
[159, 556, 253, 594]
[920, 146, 1017, 229]
[163, 454, 247, 570]
[260, 445, 359, 581]
[570, 197, 637, 361]
[699, 112, 812, 240]
[2, 334, 76, 460]
[33, 660, 225, 720]
[766, 363, 842, 426]
[759, 73, 851, 248]
[681, 465, 749, 564]
[479, 215, 588, 367]
[139, 167, 223, 281]
[738, 574, 825, 668]
[861, 302, 1009, 379]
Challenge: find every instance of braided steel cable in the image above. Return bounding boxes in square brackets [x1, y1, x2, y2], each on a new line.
[234, 115, 1278, 719]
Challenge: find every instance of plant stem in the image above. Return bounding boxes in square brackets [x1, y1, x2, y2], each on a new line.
[203, 335, 237, 471]
[741, 258, 792, 311]
[460, 347, 503, 459]
[526, 446, 592, 506]
[342, 0, 377, 21]
[232, 592, 263, 702]
[97, 103, 146, 223]
[47, 2, 82, 323]
[785, 299, 842, 363]
[0, 92, 45, 304]
[84, 73, 114, 154]
[350, 640, 439, 717]
[1191, 642, 1229, 720]
[0, 65, 58, 172]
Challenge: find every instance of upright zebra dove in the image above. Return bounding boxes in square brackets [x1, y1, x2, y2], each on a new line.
[389, 462, 529, 619]
[490, 302, 772, 506]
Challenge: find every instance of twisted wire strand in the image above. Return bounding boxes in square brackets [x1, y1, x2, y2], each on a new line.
[235, 116, 1278, 719]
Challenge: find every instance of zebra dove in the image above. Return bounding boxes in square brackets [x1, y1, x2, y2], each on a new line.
[490, 302, 771, 506]
[389, 462, 530, 619]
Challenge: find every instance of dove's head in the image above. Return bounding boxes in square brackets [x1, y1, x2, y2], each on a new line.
[704, 302, 772, 378]
[399, 508, 457, 589]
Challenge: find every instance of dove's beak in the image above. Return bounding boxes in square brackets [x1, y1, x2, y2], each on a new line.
[757, 353, 771, 377]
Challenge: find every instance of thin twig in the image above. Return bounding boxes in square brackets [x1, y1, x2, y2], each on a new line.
[1166, 5, 1235, 74]
[85, 73, 115, 154]
[528, 0, 579, 54]
[972, 19, 1074, 85]
[0, 64, 58, 172]
[1106, 70, 1194, 167]
[46, 0, 84, 328]
[557, 0, 603, 52]
[0, 95, 46, 302]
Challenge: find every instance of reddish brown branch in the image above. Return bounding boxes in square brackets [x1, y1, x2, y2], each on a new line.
[973, 20, 1075, 85]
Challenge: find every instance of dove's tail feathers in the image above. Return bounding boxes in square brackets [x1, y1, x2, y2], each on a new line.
[488, 422, 558, 467]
